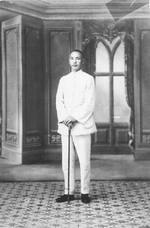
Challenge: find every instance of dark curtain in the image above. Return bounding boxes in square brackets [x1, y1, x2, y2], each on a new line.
[125, 34, 135, 149]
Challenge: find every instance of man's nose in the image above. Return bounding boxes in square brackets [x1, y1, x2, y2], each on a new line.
[73, 58, 77, 63]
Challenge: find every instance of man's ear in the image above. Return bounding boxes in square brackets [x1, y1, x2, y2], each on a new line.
[82, 58, 85, 66]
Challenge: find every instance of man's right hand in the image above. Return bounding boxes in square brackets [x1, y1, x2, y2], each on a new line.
[61, 116, 77, 128]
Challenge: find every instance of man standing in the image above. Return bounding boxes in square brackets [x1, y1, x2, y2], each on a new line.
[56, 49, 96, 203]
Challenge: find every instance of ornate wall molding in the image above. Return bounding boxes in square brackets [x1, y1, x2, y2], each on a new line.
[25, 133, 42, 146]
[6, 131, 18, 145]
[142, 131, 150, 144]
[49, 131, 61, 144]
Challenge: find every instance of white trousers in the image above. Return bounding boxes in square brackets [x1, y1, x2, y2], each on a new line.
[61, 134, 91, 195]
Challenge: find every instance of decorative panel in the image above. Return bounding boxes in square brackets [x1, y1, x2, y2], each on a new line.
[142, 131, 150, 144]
[49, 30, 72, 144]
[24, 26, 43, 134]
[94, 128, 109, 144]
[133, 19, 150, 159]
[25, 132, 42, 147]
[6, 132, 18, 145]
[5, 27, 19, 144]
[1, 15, 45, 163]
[115, 128, 128, 144]
[0, 29, 2, 147]
[1, 16, 23, 162]
[5, 28, 19, 131]
[141, 30, 150, 132]
[49, 130, 61, 144]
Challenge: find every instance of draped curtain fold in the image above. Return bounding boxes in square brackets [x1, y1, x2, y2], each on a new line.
[125, 35, 135, 148]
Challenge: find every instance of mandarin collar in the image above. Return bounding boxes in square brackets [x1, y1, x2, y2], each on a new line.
[70, 69, 82, 76]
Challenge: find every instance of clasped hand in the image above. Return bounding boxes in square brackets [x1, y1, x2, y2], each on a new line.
[63, 116, 77, 128]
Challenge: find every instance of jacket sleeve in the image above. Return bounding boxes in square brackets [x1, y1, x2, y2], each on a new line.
[56, 78, 68, 123]
[71, 76, 96, 125]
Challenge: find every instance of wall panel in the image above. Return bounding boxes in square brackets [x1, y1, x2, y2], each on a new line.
[23, 25, 44, 149]
[141, 30, 150, 131]
[49, 30, 71, 143]
[43, 21, 82, 150]
[5, 28, 19, 138]
[1, 15, 44, 163]
[2, 16, 22, 163]
[134, 19, 150, 159]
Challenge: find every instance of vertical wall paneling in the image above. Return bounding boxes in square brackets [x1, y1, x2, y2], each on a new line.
[134, 19, 150, 159]
[2, 16, 22, 163]
[22, 17, 44, 163]
[6, 28, 19, 142]
[141, 30, 150, 132]
[0, 28, 2, 150]
[1, 16, 44, 163]
[43, 21, 82, 157]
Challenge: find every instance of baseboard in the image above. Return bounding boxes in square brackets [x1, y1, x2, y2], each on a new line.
[22, 149, 44, 164]
[134, 148, 150, 160]
[1, 146, 22, 164]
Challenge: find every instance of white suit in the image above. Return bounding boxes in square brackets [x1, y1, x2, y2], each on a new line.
[56, 69, 96, 194]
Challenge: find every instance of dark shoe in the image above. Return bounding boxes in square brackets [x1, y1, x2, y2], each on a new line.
[56, 194, 75, 203]
[81, 194, 91, 204]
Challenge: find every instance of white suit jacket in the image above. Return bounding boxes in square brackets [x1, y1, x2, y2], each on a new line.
[56, 70, 97, 135]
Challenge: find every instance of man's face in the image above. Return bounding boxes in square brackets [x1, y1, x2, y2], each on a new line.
[69, 51, 82, 72]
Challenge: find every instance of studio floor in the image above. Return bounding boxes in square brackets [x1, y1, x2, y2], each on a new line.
[0, 154, 150, 227]
[0, 180, 150, 228]
[1, 154, 150, 181]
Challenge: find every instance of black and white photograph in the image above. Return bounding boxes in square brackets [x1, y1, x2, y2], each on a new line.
[0, 0, 150, 227]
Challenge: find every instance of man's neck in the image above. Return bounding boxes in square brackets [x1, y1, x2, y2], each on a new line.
[71, 69, 81, 73]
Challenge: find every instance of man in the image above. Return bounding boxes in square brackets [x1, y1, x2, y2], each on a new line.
[56, 49, 97, 204]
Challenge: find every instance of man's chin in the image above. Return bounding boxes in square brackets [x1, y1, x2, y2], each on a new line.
[72, 67, 80, 71]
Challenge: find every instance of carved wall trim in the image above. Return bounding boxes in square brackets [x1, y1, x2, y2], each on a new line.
[25, 133, 42, 147]
[6, 131, 18, 145]
[49, 130, 61, 144]
[142, 131, 150, 144]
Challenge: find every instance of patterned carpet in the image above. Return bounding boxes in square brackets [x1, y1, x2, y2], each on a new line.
[0, 181, 150, 228]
